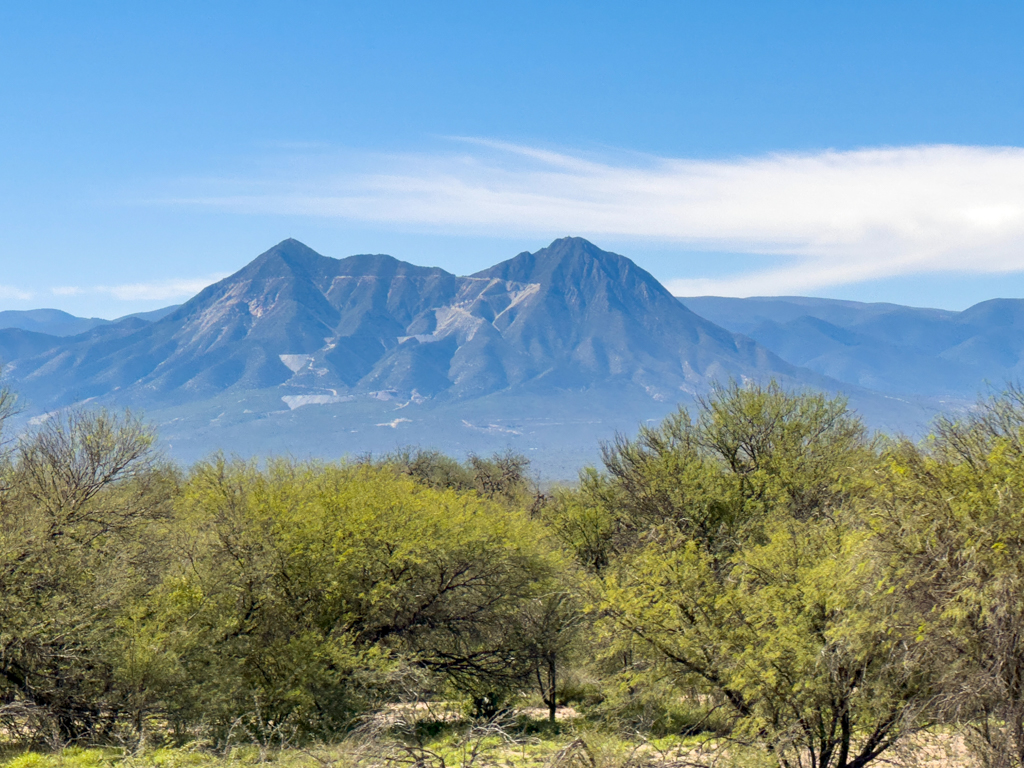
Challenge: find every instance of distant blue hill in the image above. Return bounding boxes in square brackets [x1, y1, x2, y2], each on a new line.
[0, 308, 108, 337]
[680, 295, 1024, 397]
[117, 305, 181, 323]
[0, 304, 180, 337]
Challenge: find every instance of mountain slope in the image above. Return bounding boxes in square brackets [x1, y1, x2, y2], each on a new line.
[0, 328, 63, 367]
[464, 237, 796, 398]
[680, 296, 956, 336]
[7, 241, 460, 405]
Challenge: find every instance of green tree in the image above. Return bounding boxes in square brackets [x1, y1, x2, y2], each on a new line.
[872, 386, 1024, 768]
[150, 458, 559, 740]
[597, 383, 931, 767]
[0, 409, 166, 742]
[550, 382, 871, 573]
[515, 585, 588, 722]
[606, 511, 930, 767]
[372, 448, 536, 507]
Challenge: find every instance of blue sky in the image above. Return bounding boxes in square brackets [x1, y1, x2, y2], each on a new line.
[2, 1, 1024, 317]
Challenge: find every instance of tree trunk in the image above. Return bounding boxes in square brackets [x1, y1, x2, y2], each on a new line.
[548, 654, 557, 723]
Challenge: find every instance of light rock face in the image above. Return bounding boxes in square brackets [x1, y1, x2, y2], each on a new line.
[3, 237, 805, 410]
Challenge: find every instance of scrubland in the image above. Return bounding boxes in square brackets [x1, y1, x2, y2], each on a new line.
[2, 381, 1024, 767]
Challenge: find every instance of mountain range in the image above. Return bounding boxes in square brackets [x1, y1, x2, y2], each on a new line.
[2, 238, 804, 408]
[0, 238, 1016, 474]
[681, 296, 1024, 397]
[0, 306, 179, 338]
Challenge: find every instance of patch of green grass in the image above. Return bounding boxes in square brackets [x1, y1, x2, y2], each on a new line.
[2, 749, 122, 768]
[0, 720, 724, 768]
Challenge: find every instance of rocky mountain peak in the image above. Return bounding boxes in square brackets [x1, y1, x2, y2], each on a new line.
[3, 237, 800, 409]
[243, 238, 330, 275]
[475, 237, 658, 289]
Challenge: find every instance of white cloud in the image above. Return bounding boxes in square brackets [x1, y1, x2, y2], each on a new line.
[178, 141, 1024, 295]
[51, 275, 227, 302]
[100, 276, 227, 302]
[0, 286, 34, 301]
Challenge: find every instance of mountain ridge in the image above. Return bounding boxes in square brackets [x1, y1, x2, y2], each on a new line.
[680, 294, 1024, 397]
[4, 238, 812, 413]
[1, 238, 1015, 470]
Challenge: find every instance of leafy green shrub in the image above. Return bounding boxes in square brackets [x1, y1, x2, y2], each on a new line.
[147, 458, 560, 742]
[3, 754, 50, 768]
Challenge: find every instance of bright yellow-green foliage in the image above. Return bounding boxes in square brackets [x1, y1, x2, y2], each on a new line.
[871, 391, 1024, 765]
[140, 458, 561, 738]
[0, 731, 718, 768]
[594, 384, 926, 768]
[0, 410, 166, 741]
[0, 411, 565, 746]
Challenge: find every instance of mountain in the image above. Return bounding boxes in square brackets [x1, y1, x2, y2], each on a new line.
[4, 238, 809, 412]
[0, 306, 181, 338]
[0, 308, 109, 337]
[463, 238, 799, 398]
[118, 305, 181, 323]
[680, 295, 1024, 396]
[358, 236, 811, 400]
[679, 296, 957, 337]
[0, 328, 63, 367]
[0, 239, 970, 472]
[0, 238, 861, 472]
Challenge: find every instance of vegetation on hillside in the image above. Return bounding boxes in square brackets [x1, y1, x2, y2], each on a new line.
[3, 381, 1024, 767]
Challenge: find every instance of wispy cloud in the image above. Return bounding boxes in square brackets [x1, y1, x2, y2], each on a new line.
[52, 275, 226, 302]
[0, 285, 34, 301]
[175, 141, 1024, 295]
